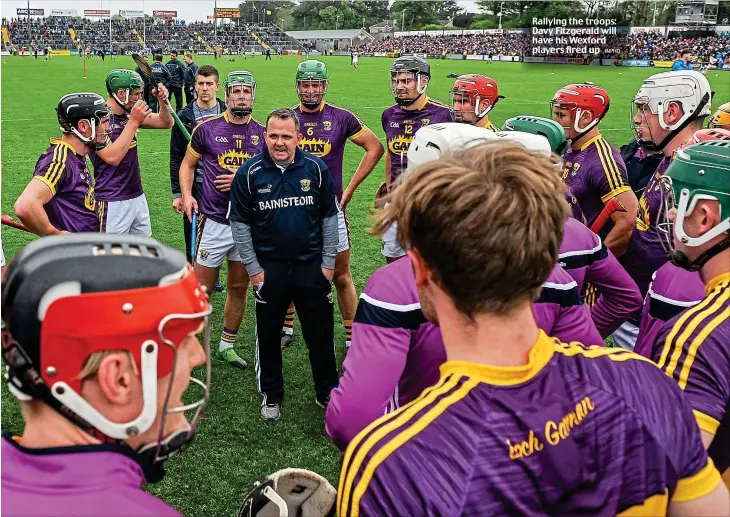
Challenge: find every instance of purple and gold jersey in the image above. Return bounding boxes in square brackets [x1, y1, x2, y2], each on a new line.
[188, 112, 265, 225]
[293, 102, 367, 200]
[560, 217, 642, 337]
[634, 262, 704, 358]
[32, 138, 98, 233]
[339, 331, 721, 517]
[326, 258, 602, 452]
[381, 97, 452, 187]
[652, 273, 730, 475]
[624, 157, 672, 297]
[90, 112, 142, 202]
[561, 135, 631, 230]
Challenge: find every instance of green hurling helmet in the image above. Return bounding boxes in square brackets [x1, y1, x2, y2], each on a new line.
[658, 140, 730, 271]
[295, 60, 329, 109]
[105, 69, 144, 109]
[502, 116, 568, 155]
[224, 71, 256, 117]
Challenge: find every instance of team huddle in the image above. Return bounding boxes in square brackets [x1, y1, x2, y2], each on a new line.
[2, 54, 730, 516]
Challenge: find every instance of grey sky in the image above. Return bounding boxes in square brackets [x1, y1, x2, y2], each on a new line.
[2, 1, 482, 24]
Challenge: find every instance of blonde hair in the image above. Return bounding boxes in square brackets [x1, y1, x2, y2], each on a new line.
[78, 350, 137, 381]
[370, 141, 569, 317]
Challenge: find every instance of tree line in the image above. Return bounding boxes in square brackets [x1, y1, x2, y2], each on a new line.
[236, 1, 729, 32]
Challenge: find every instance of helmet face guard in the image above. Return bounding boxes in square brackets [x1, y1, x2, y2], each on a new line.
[296, 77, 328, 109]
[450, 89, 501, 123]
[225, 72, 256, 117]
[550, 100, 602, 138]
[390, 70, 428, 106]
[137, 309, 212, 466]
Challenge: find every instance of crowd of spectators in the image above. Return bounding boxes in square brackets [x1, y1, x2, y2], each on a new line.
[352, 29, 728, 65]
[2, 17, 299, 54]
[4, 16, 727, 65]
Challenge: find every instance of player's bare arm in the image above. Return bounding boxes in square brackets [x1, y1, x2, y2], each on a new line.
[141, 84, 174, 129]
[179, 149, 200, 221]
[603, 189, 638, 256]
[668, 482, 730, 517]
[14, 179, 64, 236]
[95, 100, 150, 166]
[384, 152, 392, 190]
[341, 129, 384, 208]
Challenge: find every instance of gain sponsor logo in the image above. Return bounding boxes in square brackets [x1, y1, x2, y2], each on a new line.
[388, 134, 412, 154]
[299, 138, 332, 158]
[217, 149, 251, 172]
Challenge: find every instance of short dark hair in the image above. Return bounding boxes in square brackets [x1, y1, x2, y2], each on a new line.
[266, 108, 300, 132]
[196, 64, 219, 82]
[171, 50, 178, 56]
[370, 142, 569, 318]
[680, 49, 692, 57]
[153, 54, 163, 61]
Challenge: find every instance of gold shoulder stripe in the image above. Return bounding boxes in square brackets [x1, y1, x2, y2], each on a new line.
[45, 144, 68, 187]
[349, 378, 479, 517]
[676, 292, 730, 389]
[338, 375, 458, 516]
[660, 289, 729, 380]
[595, 138, 622, 192]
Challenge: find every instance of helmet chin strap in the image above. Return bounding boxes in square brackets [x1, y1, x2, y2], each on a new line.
[230, 107, 251, 117]
[111, 89, 132, 115]
[670, 237, 730, 271]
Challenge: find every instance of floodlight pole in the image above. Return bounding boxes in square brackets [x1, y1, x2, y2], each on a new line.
[498, 2, 504, 30]
[652, 0, 658, 26]
[402, 9, 406, 32]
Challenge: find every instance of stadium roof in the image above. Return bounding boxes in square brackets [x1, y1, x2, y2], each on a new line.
[285, 29, 374, 41]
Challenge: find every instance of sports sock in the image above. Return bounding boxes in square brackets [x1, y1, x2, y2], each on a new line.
[344, 319, 353, 348]
[283, 304, 295, 335]
[219, 327, 238, 352]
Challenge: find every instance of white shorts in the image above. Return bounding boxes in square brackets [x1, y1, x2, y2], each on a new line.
[612, 321, 639, 351]
[381, 209, 407, 259]
[98, 194, 151, 236]
[352, 57, 358, 64]
[336, 209, 350, 254]
[196, 216, 240, 268]
[1, 232, 5, 267]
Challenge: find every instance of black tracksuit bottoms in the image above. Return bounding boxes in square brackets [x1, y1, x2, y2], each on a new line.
[254, 258, 338, 406]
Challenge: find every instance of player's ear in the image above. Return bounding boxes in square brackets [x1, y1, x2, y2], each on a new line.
[408, 249, 431, 288]
[667, 101, 683, 125]
[94, 352, 139, 406]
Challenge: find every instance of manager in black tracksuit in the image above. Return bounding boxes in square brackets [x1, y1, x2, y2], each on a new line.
[230, 108, 339, 422]
[166, 50, 186, 113]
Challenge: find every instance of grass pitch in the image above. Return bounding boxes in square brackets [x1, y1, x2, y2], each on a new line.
[1, 54, 728, 516]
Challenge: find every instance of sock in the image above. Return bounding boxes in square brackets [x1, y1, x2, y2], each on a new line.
[283, 304, 295, 335]
[219, 327, 238, 352]
[344, 319, 353, 348]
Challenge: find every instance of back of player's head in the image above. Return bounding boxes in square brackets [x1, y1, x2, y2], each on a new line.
[196, 64, 219, 82]
[371, 142, 568, 318]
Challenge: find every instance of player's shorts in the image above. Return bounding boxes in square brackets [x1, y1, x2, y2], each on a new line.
[352, 57, 359, 64]
[195, 215, 240, 268]
[337, 209, 351, 254]
[98, 194, 152, 237]
[1, 232, 5, 268]
[381, 206, 407, 259]
[612, 321, 640, 351]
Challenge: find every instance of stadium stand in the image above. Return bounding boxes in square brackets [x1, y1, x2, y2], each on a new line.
[1, 17, 303, 54]
[2, 16, 727, 63]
